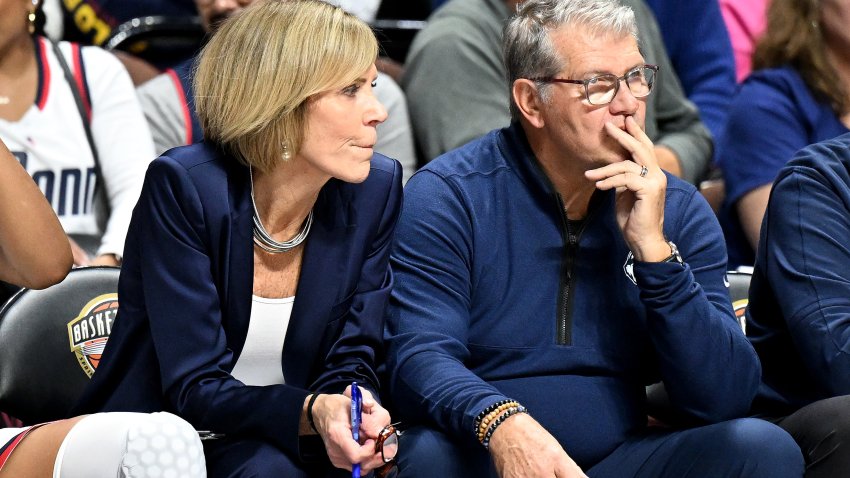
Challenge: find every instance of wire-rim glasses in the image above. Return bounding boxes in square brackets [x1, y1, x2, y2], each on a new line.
[529, 64, 659, 105]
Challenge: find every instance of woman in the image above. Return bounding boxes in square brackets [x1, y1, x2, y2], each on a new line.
[0, 138, 206, 478]
[716, 0, 850, 268]
[0, 0, 154, 269]
[74, 1, 402, 476]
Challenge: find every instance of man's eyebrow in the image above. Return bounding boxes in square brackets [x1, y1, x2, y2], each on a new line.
[576, 63, 646, 78]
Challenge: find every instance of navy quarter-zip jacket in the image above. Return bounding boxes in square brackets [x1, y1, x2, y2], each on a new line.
[385, 123, 759, 468]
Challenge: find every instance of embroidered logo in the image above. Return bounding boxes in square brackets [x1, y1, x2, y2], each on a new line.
[623, 251, 637, 285]
[67, 294, 118, 377]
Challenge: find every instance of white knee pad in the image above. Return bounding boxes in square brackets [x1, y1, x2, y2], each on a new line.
[53, 412, 206, 478]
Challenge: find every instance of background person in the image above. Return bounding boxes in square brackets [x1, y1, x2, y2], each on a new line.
[0, 0, 155, 268]
[716, 0, 850, 268]
[75, 1, 402, 476]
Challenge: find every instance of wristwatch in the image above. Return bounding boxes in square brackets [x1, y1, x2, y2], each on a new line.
[662, 241, 684, 266]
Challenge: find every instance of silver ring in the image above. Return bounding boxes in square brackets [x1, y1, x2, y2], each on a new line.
[639, 165, 648, 178]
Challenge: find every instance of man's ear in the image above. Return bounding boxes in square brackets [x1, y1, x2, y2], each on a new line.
[512, 79, 545, 128]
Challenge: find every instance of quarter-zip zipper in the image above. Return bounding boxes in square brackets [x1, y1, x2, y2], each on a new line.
[555, 194, 586, 345]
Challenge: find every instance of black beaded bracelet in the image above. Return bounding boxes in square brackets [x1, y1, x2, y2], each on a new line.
[306, 393, 321, 434]
[473, 399, 513, 435]
[481, 405, 528, 449]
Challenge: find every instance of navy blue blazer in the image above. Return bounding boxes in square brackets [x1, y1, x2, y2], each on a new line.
[75, 142, 403, 458]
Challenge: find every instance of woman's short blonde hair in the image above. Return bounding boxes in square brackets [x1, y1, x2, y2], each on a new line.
[193, 0, 378, 171]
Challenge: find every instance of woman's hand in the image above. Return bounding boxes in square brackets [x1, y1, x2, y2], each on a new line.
[308, 389, 388, 473]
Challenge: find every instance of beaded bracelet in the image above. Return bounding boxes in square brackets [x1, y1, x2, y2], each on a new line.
[481, 405, 528, 449]
[477, 401, 520, 441]
[477, 403, 523, 443]
[306, 393, 321, 434]
[473, 399, 515, 437]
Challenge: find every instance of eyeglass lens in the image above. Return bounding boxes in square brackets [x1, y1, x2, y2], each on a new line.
[586, 67, 655, 105]
[379, 428, 400, 462]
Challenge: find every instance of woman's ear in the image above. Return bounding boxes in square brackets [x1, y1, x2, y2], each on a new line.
[512, 79, 545, 128]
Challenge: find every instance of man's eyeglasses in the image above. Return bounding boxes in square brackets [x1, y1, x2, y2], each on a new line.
[529, 64, 659, 105]
[374, 423, 402, 478]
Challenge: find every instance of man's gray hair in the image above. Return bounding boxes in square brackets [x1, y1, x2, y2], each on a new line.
[503, 0, 638, 120]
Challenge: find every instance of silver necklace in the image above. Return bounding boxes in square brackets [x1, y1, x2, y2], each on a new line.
[249, 166, 313, 253]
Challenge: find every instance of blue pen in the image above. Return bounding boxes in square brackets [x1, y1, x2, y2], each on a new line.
[351, 381, 362, 478]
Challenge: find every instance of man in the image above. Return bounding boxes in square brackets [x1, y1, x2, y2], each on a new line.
[402, 0, 711, 185]
[136, 0, 419, 182]
[385, 1, 804, 476]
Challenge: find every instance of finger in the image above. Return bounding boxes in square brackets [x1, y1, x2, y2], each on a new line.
[625, 115, 653, 152]
[342, 385, 353, 398]
[592, 171, 646, 192]
[361, 395, 378, 412]
[584, 161, 643, 181]
[604, 121, 653, 166]
[360, 453, 388, 473]
[623, 116, 657, 170]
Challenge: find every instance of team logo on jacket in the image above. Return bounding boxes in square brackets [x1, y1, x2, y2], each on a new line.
[623, 251, 637, 285]
[67, 294, 118, 377]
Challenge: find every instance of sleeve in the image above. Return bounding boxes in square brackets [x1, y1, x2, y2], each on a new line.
[385, 171, 507, 445]
[633, 186, 761, 421]
[402, 22, 511, 162]
[649, 0, 736, 143]
[136, 72, 189, 156]
[716, 73, 810, 205]
[83, 47, 156, 258]
[308, 160, 405, 397]
[760, 165, 850, 395]
[373, 73, 418, 184]
[635, 1, 713, 185]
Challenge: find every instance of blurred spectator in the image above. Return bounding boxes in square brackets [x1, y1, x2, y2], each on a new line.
[719, 0, 770, 82]
[328, 0, 381, 22]
[42, 0, 198, 84]
[0, 0, 155, 267]
[138, 0, 418, 183]
[747, 134, 850, 475]
[643, 0, 736, 151]
[403, 0, 712, 185]
[716, 0, 850, 268]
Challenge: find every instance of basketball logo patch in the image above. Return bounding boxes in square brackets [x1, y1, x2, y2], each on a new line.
[67, 293, 118, 377]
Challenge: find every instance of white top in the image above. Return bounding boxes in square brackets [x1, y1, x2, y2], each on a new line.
[230, 296, 294, 386]
[0, 38, 155, 258]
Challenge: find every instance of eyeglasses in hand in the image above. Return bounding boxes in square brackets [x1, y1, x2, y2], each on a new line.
[374, 423, 402, 478]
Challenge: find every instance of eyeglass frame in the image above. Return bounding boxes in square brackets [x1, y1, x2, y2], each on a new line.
[376, 423, 402, 463]
[528, 64, 659, 105]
